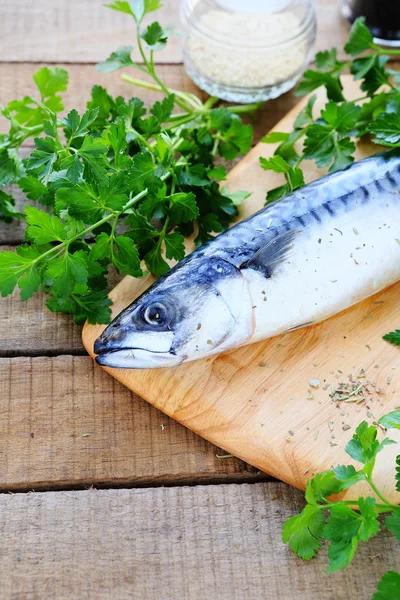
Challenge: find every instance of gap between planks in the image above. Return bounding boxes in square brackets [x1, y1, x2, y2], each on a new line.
[0, 355, 264, 491]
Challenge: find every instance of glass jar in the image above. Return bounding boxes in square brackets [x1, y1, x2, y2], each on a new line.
[180, 0, 316, 103]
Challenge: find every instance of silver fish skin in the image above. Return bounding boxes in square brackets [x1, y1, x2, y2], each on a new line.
[95, 149, 400, 369]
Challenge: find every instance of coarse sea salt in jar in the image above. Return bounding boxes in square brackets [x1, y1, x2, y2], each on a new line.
[180, 0, 316, 103]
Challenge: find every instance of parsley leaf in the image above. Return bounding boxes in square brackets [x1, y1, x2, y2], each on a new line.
[396, 455, 400, 494]
[168, 192, 199, 223]
[141, 22, 171, 50]
[72, 290, 112, 325]
[378, 410, 400, 430]
[259, 155, 304, 200]
[344, 17, 375, 56]
[383, 330, 400, 347]
[27, 137, 58, 184]
[150, 94, 175, 123]
[144, 240, 169, 276]
[373, 571, 400, 600]
[76, 136, 109, 186]
[164, 232, 185, 261]
[324, 498, 380, 572]
[0, 190, 23, 222]
[385, 510, 400, 542]
[96, 46, 135, 72]
[33, 67, 69, 102]
[25, 206, 67, 244]
[296, 70, 345, 102]
[345, 420, 395, 469]
[282, 504, 325, 560]
[112, 235, 142, 276]
[333, 464, 366, 489]
[46, 250, 88, 298]
[369, 113, 400, 145]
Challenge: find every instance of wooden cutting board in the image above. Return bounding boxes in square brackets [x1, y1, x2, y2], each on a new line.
[83, 76, 400, 503]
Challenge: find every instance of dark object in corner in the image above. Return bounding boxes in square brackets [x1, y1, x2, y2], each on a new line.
[342, 0, 400, 45]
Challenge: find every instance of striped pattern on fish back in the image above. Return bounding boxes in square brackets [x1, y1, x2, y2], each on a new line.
[207, 149, 400, 267]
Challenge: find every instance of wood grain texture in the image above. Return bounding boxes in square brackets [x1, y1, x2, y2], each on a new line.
[84, 77, 400, 504]
[0, 0, 183, 63]
[0, 356, 263, 490]
[1, 483, 399, 600]
[0, 0, 349, 63]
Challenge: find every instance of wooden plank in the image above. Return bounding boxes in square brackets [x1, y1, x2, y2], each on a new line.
[83, 76, 400, 504]
[1, 0, 349, 64]
[0, 0, 183, 64]
[0, 356, 263, 490]
[0, 482, 399, 600]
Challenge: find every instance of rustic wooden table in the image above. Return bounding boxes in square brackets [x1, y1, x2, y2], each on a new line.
[1, 1, 399, 598]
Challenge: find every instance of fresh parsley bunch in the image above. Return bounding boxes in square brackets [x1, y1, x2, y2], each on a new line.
[283, 410, 400, 599]
[261, 17, 400, 204]
[0, 0, 257, 324]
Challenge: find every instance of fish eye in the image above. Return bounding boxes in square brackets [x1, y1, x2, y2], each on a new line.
[144, 303, 169, 326]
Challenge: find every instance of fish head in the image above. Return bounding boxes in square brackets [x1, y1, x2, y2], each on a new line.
[94, 256, 254, 369]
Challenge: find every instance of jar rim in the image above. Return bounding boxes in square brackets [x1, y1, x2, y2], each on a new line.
[180, 0, 316, 50]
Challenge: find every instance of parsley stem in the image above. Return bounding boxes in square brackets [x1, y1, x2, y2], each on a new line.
[203, 96, 219, 110]
[322, 500, 393, 512]
[227, 102, 264, 114]
[127, 127, 154, 153]
[121, 74, 198, 113]
[211, 137, 220, 157]
[373, 45, 400, 56]
[366, 475, 397, 508]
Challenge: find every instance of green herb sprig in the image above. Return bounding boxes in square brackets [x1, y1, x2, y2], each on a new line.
[0, 0, 257, 324]
[260, 17, 400, 203]
[283, 410, 400, 599]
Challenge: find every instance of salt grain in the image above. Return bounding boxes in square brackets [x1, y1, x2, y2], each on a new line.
[186, 11, 307, 88]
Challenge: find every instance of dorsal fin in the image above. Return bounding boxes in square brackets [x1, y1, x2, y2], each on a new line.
[240, 230, 299, 278]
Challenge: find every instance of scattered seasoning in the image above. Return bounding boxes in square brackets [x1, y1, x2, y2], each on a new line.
[288, 430, 295, 437]
[342, 424, 351, 431]
[216, 454, 234, 459]
[197, 323, 202, 330]
[369, 554, 381, 562]
[314, 429, 319, 440]
[353, 227, 359, 235]
[328, 420, 334, 431]
[81, 433, 90, 437]
[309, 378, 320, 388]
[207, 339, 213, 345]
[258, 361, 267, 367]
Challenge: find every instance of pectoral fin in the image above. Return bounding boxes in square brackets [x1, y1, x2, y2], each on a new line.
[240, 230, 299, 278]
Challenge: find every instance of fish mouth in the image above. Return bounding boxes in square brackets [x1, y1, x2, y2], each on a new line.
[95, 346, 183, 369]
